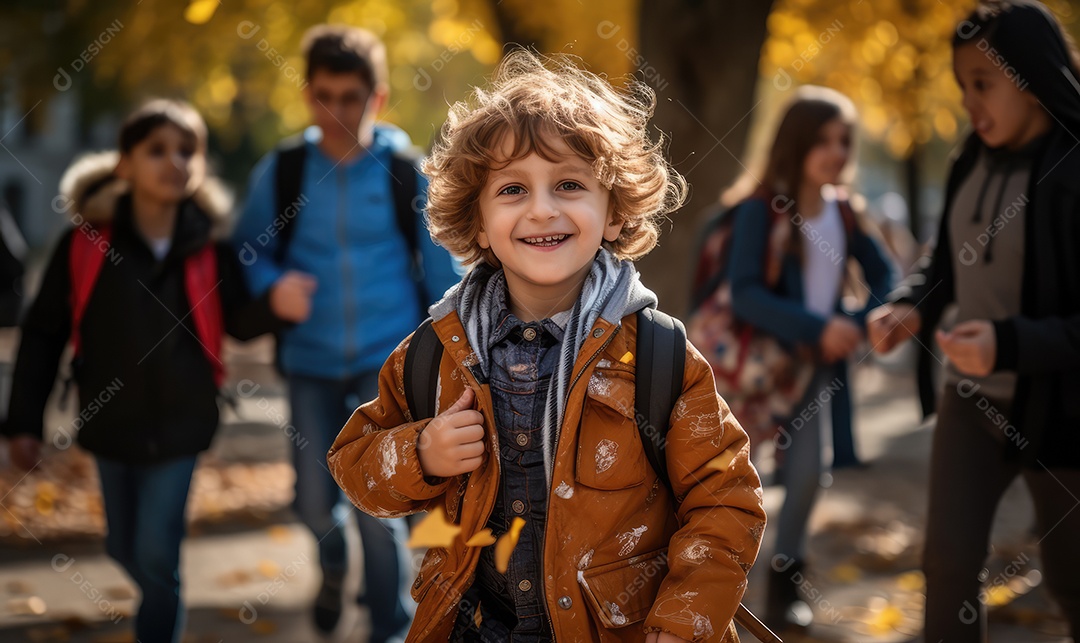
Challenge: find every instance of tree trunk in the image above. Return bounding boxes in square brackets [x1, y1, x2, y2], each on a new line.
[636, 0, 774, 315]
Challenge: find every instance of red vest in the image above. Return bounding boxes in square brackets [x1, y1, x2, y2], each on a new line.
[69, 226, 225, 386]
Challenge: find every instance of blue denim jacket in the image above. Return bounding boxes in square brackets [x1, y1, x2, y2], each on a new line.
[451, 309, 565, 641]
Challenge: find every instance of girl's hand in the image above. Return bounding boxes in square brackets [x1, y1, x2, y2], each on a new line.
[8, 435, 41, 471]
[645, 632, 692, 643]
[819, 316, 862, 363]
[417, 388, 486, 478]
[867, 303, 921, 353]
[936, 320, 996, 377]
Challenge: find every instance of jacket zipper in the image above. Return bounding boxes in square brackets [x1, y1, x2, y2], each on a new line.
[338, 168, 357, 370]
[542, 323, 620, 636]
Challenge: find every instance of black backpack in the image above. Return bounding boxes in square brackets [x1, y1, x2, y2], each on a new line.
[402, 307, 686, 494]
[272, 136, 425, 280]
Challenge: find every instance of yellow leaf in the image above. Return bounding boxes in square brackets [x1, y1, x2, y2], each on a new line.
[896, 570, 925, 591]
[406, 506, 462, 549]
[250, 619, 278, 635]
[828, 563, 862, 584]
[706, 448, 738, 472]
[868, 604, 903, 634]
[495, 517, 526, 573]
[267, 525, 293, 543]
[184, 0, 219, 25]
[465, 528, 497, 547]
[257, 560, 280, 579]
[619, 351, 633, 364]
[984, 584, 1016, 607]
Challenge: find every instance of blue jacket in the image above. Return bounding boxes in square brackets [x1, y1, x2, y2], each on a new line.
[233, 125, 461, 378]
[728, 197, 895, 452]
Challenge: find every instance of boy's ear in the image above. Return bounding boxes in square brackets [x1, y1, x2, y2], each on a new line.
[478, 226, 490, 249]
[603, 209, 623, 243]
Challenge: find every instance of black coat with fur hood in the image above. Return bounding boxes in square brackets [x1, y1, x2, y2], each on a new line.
[3, 152, 283, 464]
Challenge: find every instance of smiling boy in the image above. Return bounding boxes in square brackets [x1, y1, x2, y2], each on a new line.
[329, 50, 765, 642]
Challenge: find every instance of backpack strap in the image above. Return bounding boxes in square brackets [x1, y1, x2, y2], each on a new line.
[404, 318, 443, 420]
[184, 244, 224, 387]
[272, 137, 307, 264]
[389, 150, 421, 263]
[634, 308, 686, 497]
[69, 226, 113, 359]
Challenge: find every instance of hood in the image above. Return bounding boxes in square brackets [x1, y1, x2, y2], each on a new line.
[58, 150, 232, 230]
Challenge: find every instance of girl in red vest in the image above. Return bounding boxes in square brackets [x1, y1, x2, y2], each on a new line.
[3, 99, 298, 642]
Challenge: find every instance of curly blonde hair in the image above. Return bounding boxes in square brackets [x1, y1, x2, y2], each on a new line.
[423, 49, 687, 267]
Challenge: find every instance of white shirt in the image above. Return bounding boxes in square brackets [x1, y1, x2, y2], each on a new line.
[799, 197, 846, 317]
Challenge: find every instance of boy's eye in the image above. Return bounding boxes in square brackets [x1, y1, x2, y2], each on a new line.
[499, 185, 525, 196]
[148, 144, 166, 157]
[557, 181, 583, 191]
[973, 79, 986, 92]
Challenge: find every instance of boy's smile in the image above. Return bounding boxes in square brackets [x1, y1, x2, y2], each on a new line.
[477, 133, 622, 321]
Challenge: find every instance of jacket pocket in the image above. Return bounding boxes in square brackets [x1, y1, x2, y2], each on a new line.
[576, 370, 647, 490]
[410, 547, 449, 603]
[578, 548, 669, 628]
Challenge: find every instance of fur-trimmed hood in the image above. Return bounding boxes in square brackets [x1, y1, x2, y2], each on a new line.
[58, 150, 232, 231]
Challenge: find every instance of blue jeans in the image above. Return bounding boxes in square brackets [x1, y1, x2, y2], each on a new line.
[288, 372, 412, 641]
[96, 455, 197, 643]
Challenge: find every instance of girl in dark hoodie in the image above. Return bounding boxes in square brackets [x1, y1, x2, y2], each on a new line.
[869, 1, 1080, 638]
[3, 100, 296, 642]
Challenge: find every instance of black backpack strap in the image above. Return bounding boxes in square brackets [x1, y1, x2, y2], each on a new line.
[389, 149, 422, 263]
[634, 308, 686, 496]
[404, 318, 443, 420]
[273, 136, 308, 264]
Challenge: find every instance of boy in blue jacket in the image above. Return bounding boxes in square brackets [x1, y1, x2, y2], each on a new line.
[232, 24, 460, 642]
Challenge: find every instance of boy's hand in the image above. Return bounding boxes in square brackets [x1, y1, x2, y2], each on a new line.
[867, 303, 921, 353]
[937, 319, 996, 377]
[417, 388, 486, 478]
[270, 271, 317, 323]
[819, 316, 862, 363]
[645, 632, 692, 643]
[8, 435, 41, 471]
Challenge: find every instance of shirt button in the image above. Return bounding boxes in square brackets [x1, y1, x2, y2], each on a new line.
[518, 579, 532, 592]
[522, 327, 537, 341]
[512, 499, 526, 514]
[558, 596, 573, 610]
[515, 433, 529, 447]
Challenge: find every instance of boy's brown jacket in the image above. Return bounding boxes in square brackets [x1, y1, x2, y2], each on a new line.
[328, 310, 766, 642]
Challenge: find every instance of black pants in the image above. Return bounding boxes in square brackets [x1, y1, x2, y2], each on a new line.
[924, 387, 1080, 641]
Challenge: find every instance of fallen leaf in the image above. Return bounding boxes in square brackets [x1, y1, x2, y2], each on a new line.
[257, 560, 281, 579]
[267, 525, 293, 543]
[495, 517, 526, 573]
[896, 570, 924, 591]
[828, 563, 862, 584]
[867, 604, 903, 634]
[465, 528, 497, 547]
[251, 619, 278, 634]
[406, 506, 462, 549]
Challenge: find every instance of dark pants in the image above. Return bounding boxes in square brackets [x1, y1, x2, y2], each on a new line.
[924, 386, 1080, 641]
[96, 455, 197, 643]
[288, 372, 412, 642]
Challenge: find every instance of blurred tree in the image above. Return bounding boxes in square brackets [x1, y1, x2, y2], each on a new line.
[637, 0, 775, 314]
[4, 0, 505, 185]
